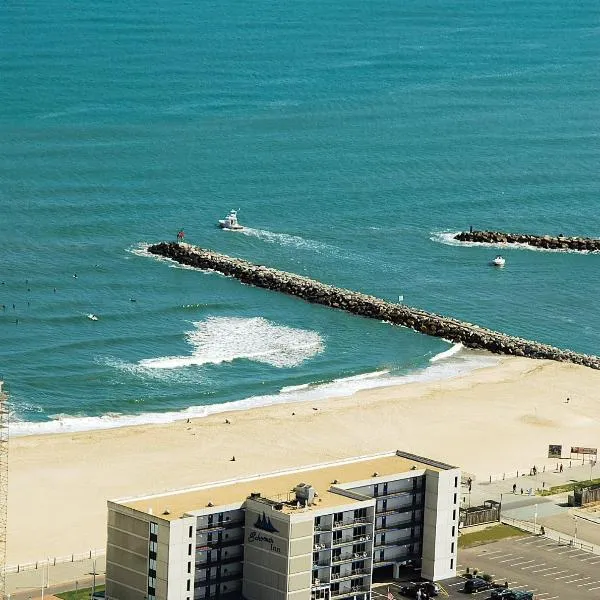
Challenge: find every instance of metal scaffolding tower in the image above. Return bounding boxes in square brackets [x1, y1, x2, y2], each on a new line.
[0, 381, 8, 600]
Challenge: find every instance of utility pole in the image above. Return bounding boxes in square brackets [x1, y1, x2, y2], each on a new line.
[0, 381, 8, 600]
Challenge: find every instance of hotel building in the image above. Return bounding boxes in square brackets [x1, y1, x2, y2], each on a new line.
[106, 450, 460, 600]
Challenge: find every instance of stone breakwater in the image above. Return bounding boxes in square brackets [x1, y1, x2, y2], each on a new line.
[148, 242, 600, 370]
[454, 230, 600, 252]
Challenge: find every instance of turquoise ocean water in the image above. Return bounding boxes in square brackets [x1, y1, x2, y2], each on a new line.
[2, 0, 599, 434]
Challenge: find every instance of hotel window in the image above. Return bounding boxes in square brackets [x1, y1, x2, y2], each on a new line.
[452, 525, 455, 537]
[374, 484, 379, 497]
[453, 509, 456, 521]
[353, 508, 367, 520]
[148, 576, 156, 588]
[188, 561, 191, 573]
[453, 493, 457, 504]
[149, 558, 157, 571]
[383, 482, 388, 494]
[451, 542, 455, 553]
[315, 516, 321, 528]
[189, 525, 193, 537]
[150, 522, 158, 535]
[188, 543, 192, 555]
[149, 540, 158, 553]
[450, 558, 454, 570]
[334, 512, 343, 523]
[187, 579, 191, 591]
[333, 530, 342, 544]
[352, 543, 366, 554]
[454, 476, 458, 488]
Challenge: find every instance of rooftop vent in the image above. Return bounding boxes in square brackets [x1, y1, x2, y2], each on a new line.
[207, 502, 214, 507]
[163, 508, 170, 515]
[294, 483, 316, 506]
[249, 492, 261, 499]
[332, 479, 339, 484]
[274, 503, 283, 511]
[372, 472, 379, 477]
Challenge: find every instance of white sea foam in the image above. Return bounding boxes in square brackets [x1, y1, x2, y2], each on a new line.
[10, 348, 499, 437]
[429, 343, 463, 362]
[138, 316, 323, 370]
[431, 230, 599, 254]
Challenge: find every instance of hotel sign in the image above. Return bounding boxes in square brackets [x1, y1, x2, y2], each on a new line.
[571, 447, 598, 456]
[247, 511, 282, 553]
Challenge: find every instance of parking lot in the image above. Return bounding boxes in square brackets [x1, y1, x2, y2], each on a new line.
[458, 533, 600, 599]
[374, 533, 600, 599]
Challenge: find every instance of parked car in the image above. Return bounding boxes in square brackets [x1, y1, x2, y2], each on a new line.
[491, 590, 533, 600]
[463, 577, 493, 593]
[399, 581, 440, 597]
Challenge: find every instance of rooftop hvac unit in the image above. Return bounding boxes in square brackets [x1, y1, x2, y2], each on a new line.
[294, 483, 316, 505]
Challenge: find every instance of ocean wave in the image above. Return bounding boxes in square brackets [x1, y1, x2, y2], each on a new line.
[9, 350, 499, 437]
[430, 230, 599, 254]
[429, 343, 463, 363]
[129, 316, 323, 371]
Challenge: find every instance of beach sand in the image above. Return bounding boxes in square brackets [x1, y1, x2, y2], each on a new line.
[8, 355, 600, 564]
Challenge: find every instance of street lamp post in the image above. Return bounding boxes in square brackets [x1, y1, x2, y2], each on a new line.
[574, 515, 578, 543]
[533, 504, 538, 535]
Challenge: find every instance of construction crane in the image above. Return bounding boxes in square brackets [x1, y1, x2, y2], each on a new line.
[0, 381, 8, 600]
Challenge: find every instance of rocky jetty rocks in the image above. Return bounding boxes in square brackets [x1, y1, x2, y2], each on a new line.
[454, 230, 600, 252]
[148, 242, 600, 370]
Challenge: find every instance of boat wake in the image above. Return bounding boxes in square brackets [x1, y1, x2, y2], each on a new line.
[240, 228, 341, 255]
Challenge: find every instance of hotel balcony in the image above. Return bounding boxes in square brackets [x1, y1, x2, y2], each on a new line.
[193, 571, 243, 587]
[376, 504, 418, 516]
[312, 560, 331, 569]
[197, 519, 244, 533]
[199, 536, 244, 550]
[196, 554, 243, 568]
[374, 489, 421, 499]
[332, 517, 370, 529]
[331, 551, 369, 565]
[374, 534, 420, 548]
[330, 585, 370, 598]
[331, 534, 372, 548]
[374, 522, 413, 532]
[330, 568, 370, 582]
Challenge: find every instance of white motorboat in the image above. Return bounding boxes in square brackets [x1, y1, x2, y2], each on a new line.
[492, 255, 506, 267]
[218, 210, 244, 231]
[87, 313, 99, 321]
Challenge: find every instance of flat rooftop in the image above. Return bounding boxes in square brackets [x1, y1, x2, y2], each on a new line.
[118, 450, 455, 521]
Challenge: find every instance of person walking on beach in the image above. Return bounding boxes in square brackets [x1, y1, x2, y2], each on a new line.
[560, 463, 563, 473]
[512, 483, 517, 494]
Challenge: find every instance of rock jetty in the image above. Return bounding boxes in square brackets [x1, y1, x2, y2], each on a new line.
[148, 242, 600, 370]
[454, 230, 600, 252]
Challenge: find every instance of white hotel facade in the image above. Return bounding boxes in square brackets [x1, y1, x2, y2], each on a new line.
[106, 450, 460, 600]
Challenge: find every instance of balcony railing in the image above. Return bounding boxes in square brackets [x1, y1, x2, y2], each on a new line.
[313, 542, 330, 551]
[375, 522, 412, 532]
[312, 560, 331, 569]
[331, 551, 369, 564]
[197, 519, 244, 532]
[374, 535, 420, 548]
[330, 568, 370, 582]
[196, 555, 243, 568]
[376, 504, 418, 516]
[374, 489, 419, 499]
[331, 534, 372, 548]
[330, 585, 370, 598]
[332, 517, 370, 529]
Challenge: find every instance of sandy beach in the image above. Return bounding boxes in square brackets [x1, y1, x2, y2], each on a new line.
[8, 355, 600, 564]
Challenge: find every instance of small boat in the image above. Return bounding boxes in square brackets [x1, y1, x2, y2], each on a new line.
[218, 210, 244, 231]
[87, 314, 99, 321]
[492, 255, 506, 267]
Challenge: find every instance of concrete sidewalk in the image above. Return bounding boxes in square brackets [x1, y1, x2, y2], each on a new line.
[7, 556, 106, 598]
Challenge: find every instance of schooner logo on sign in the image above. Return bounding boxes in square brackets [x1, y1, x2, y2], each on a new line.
[247, 512, 282, 553]
[253, 511, 279, 533]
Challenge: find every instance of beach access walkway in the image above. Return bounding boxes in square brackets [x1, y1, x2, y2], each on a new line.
[465, 462, 600, 551]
